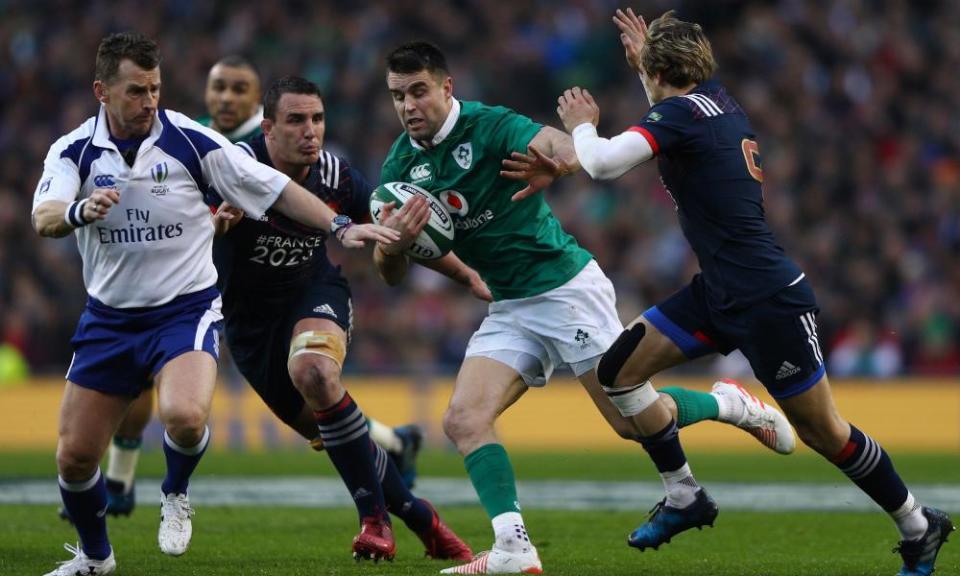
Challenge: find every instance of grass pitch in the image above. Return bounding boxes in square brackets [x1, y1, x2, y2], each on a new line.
[2, 449, 957, 575]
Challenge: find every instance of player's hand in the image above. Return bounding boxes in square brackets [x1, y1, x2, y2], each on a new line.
[83, 187, 121, 221]
[614, 8, 647, 74]
[500, 145, 572, 202]
[376, 196, 431, 256]
[467, 270, 493, 302]
[213, 201, 244, 236]
[338, 222, 401, 249]
[557, 86, 600, 133]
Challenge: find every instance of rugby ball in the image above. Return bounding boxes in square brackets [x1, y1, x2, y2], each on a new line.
[369, 181, 454, 260]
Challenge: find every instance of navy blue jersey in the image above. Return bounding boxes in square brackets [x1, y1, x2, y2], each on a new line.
[631, 79, 803, 310]
[215, 134, 372, 299]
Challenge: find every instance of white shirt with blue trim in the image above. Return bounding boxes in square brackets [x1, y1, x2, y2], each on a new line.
[33, 106, 290, 308]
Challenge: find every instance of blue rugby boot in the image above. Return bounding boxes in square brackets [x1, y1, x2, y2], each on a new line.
[895, 507, 955, 576]
[104, 478, 135, 516]
[628, 489, 718, 551]
[390, 424, 423, 489]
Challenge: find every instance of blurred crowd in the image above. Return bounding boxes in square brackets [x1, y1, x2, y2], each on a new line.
[1, 0, 958, 378]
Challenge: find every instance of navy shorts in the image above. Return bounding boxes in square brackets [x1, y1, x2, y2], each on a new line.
[67, 286, 223, 396]
[643, 275, 825, 399]
[224, 270, 352, 425]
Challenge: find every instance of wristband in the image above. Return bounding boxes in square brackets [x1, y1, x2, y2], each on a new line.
[64, 199, 91, 227]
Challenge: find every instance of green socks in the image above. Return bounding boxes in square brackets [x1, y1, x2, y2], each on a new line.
[464, 443, 521, 519]
[660, 387, 720, 428]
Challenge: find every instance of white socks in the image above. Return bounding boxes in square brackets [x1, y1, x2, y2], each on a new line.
[492, 511, 532, 553]
[661, 463, 699, 508]
[366, 418, 403, 454]
[891, 492, 929, 541]
[106, 442, 140, 492]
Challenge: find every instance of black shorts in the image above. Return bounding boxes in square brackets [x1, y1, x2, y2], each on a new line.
[644, 274, 825, 399]
[224, 269, 352, 425]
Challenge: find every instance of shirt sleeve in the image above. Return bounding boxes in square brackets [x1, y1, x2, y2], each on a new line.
[490, 106, 543, 156]
[628, 99, 692, 156]
[169, 113, 290, 220]
[31, 135, 82, 214]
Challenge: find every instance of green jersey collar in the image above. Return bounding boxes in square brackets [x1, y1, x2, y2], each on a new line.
[223, 105, 264, 142]
[410, 97, 460, 150]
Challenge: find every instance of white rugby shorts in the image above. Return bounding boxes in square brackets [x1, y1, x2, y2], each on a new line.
[465, 260, 623, 386]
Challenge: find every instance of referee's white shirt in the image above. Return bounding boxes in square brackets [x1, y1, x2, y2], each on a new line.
[33, 106, 290, 308]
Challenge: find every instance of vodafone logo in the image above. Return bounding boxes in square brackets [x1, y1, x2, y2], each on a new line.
[440, 190, 469, 216]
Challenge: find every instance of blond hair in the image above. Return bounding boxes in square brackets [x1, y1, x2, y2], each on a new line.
[640, 11, 716, 88]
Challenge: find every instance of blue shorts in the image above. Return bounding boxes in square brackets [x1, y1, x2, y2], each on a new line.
[224, 269, 352, 425]
[67, 286, 223, 396]
[644, 275, 825, 399]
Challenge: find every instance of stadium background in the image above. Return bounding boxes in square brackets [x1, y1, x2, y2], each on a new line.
[0, 0, 956, 447]
[1, 1, 958, 574]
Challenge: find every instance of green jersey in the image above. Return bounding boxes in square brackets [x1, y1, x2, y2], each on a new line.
[381, 100, 592, 301]
[196, 105, 264, 143]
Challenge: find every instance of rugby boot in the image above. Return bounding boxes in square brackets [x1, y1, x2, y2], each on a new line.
[390, 424, 423, 489]
[415, 500, 473, 561]
[895, 507, 955, 576]
[440, 546, 543, 574]
[628, 488, 718, 551]
[43, 543, 116, 576]
[713, 379, 796, 454]
[158, 492, 194, 556]
[352, 516, 396, 562]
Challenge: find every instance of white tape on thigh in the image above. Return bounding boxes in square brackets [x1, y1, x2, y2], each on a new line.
[602, 381, 658, 417]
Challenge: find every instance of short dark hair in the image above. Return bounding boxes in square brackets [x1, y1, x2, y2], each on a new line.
[386, 41, 449, 76]
[263, 76, 323, 120]
[212, 54, 259, 77]
[95, 32, 160, 83]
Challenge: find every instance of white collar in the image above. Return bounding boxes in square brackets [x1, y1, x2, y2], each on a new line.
[223, 106, 264, 141]
[92, 104, 163, 153]
[410, 97, 460, 150]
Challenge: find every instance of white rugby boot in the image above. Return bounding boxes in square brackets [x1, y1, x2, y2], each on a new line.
[440, 545, 543, 574]
[712, 379, 796, 454]
[158, 492, 194, 556]
[44, 543, 116, 575]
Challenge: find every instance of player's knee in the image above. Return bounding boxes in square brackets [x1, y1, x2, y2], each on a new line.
[289, 356, 341, 402]
[162, 406, 208, 445]
[597, 323, 647, 389]
[56, 444, 100, 481]
[442, 402, 488, 445]
[793, 419, 847, 457]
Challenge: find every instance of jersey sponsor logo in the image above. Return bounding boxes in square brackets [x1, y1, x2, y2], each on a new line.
[97, 208, 185, 244]
[439, 190, 469, 216]
[150, 162, 171, 197]
[93, 174, 116, 188]
[409, 163, 432, 183]
[648, 111, 663, 122]
[453, 209, 494, 231]
[453, 142, 473, 170]
[775, 361, 801, 380]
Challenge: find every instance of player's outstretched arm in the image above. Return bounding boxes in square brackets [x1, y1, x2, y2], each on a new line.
[272, 181, 400, 249]
[500, 126, 581, 202]
[557, 86, 654, 180]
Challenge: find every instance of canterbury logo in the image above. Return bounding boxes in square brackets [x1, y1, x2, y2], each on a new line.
[93, 174, 116, 187]
[409, 163, 431, 181]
